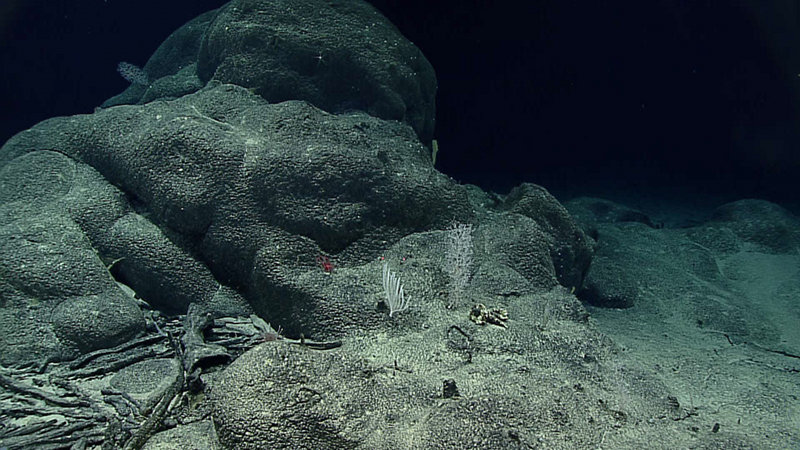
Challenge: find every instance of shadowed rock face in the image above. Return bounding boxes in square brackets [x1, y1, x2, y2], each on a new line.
[105, 0, 438, 144]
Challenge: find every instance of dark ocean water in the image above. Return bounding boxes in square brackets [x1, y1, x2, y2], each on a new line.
[2, 0, 799, 207]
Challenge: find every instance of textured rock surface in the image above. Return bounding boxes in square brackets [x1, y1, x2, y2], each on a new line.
[501, 183, 595, 289]
[104, 0, 437, 143]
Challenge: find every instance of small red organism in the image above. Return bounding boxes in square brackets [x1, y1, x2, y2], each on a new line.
[316, 255, 335, 273]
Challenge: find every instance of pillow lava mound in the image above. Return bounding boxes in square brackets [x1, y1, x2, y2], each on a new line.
[0, 81, 469, 366]
[104, 0, 437, 143]
[0, 0, 446, 367]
